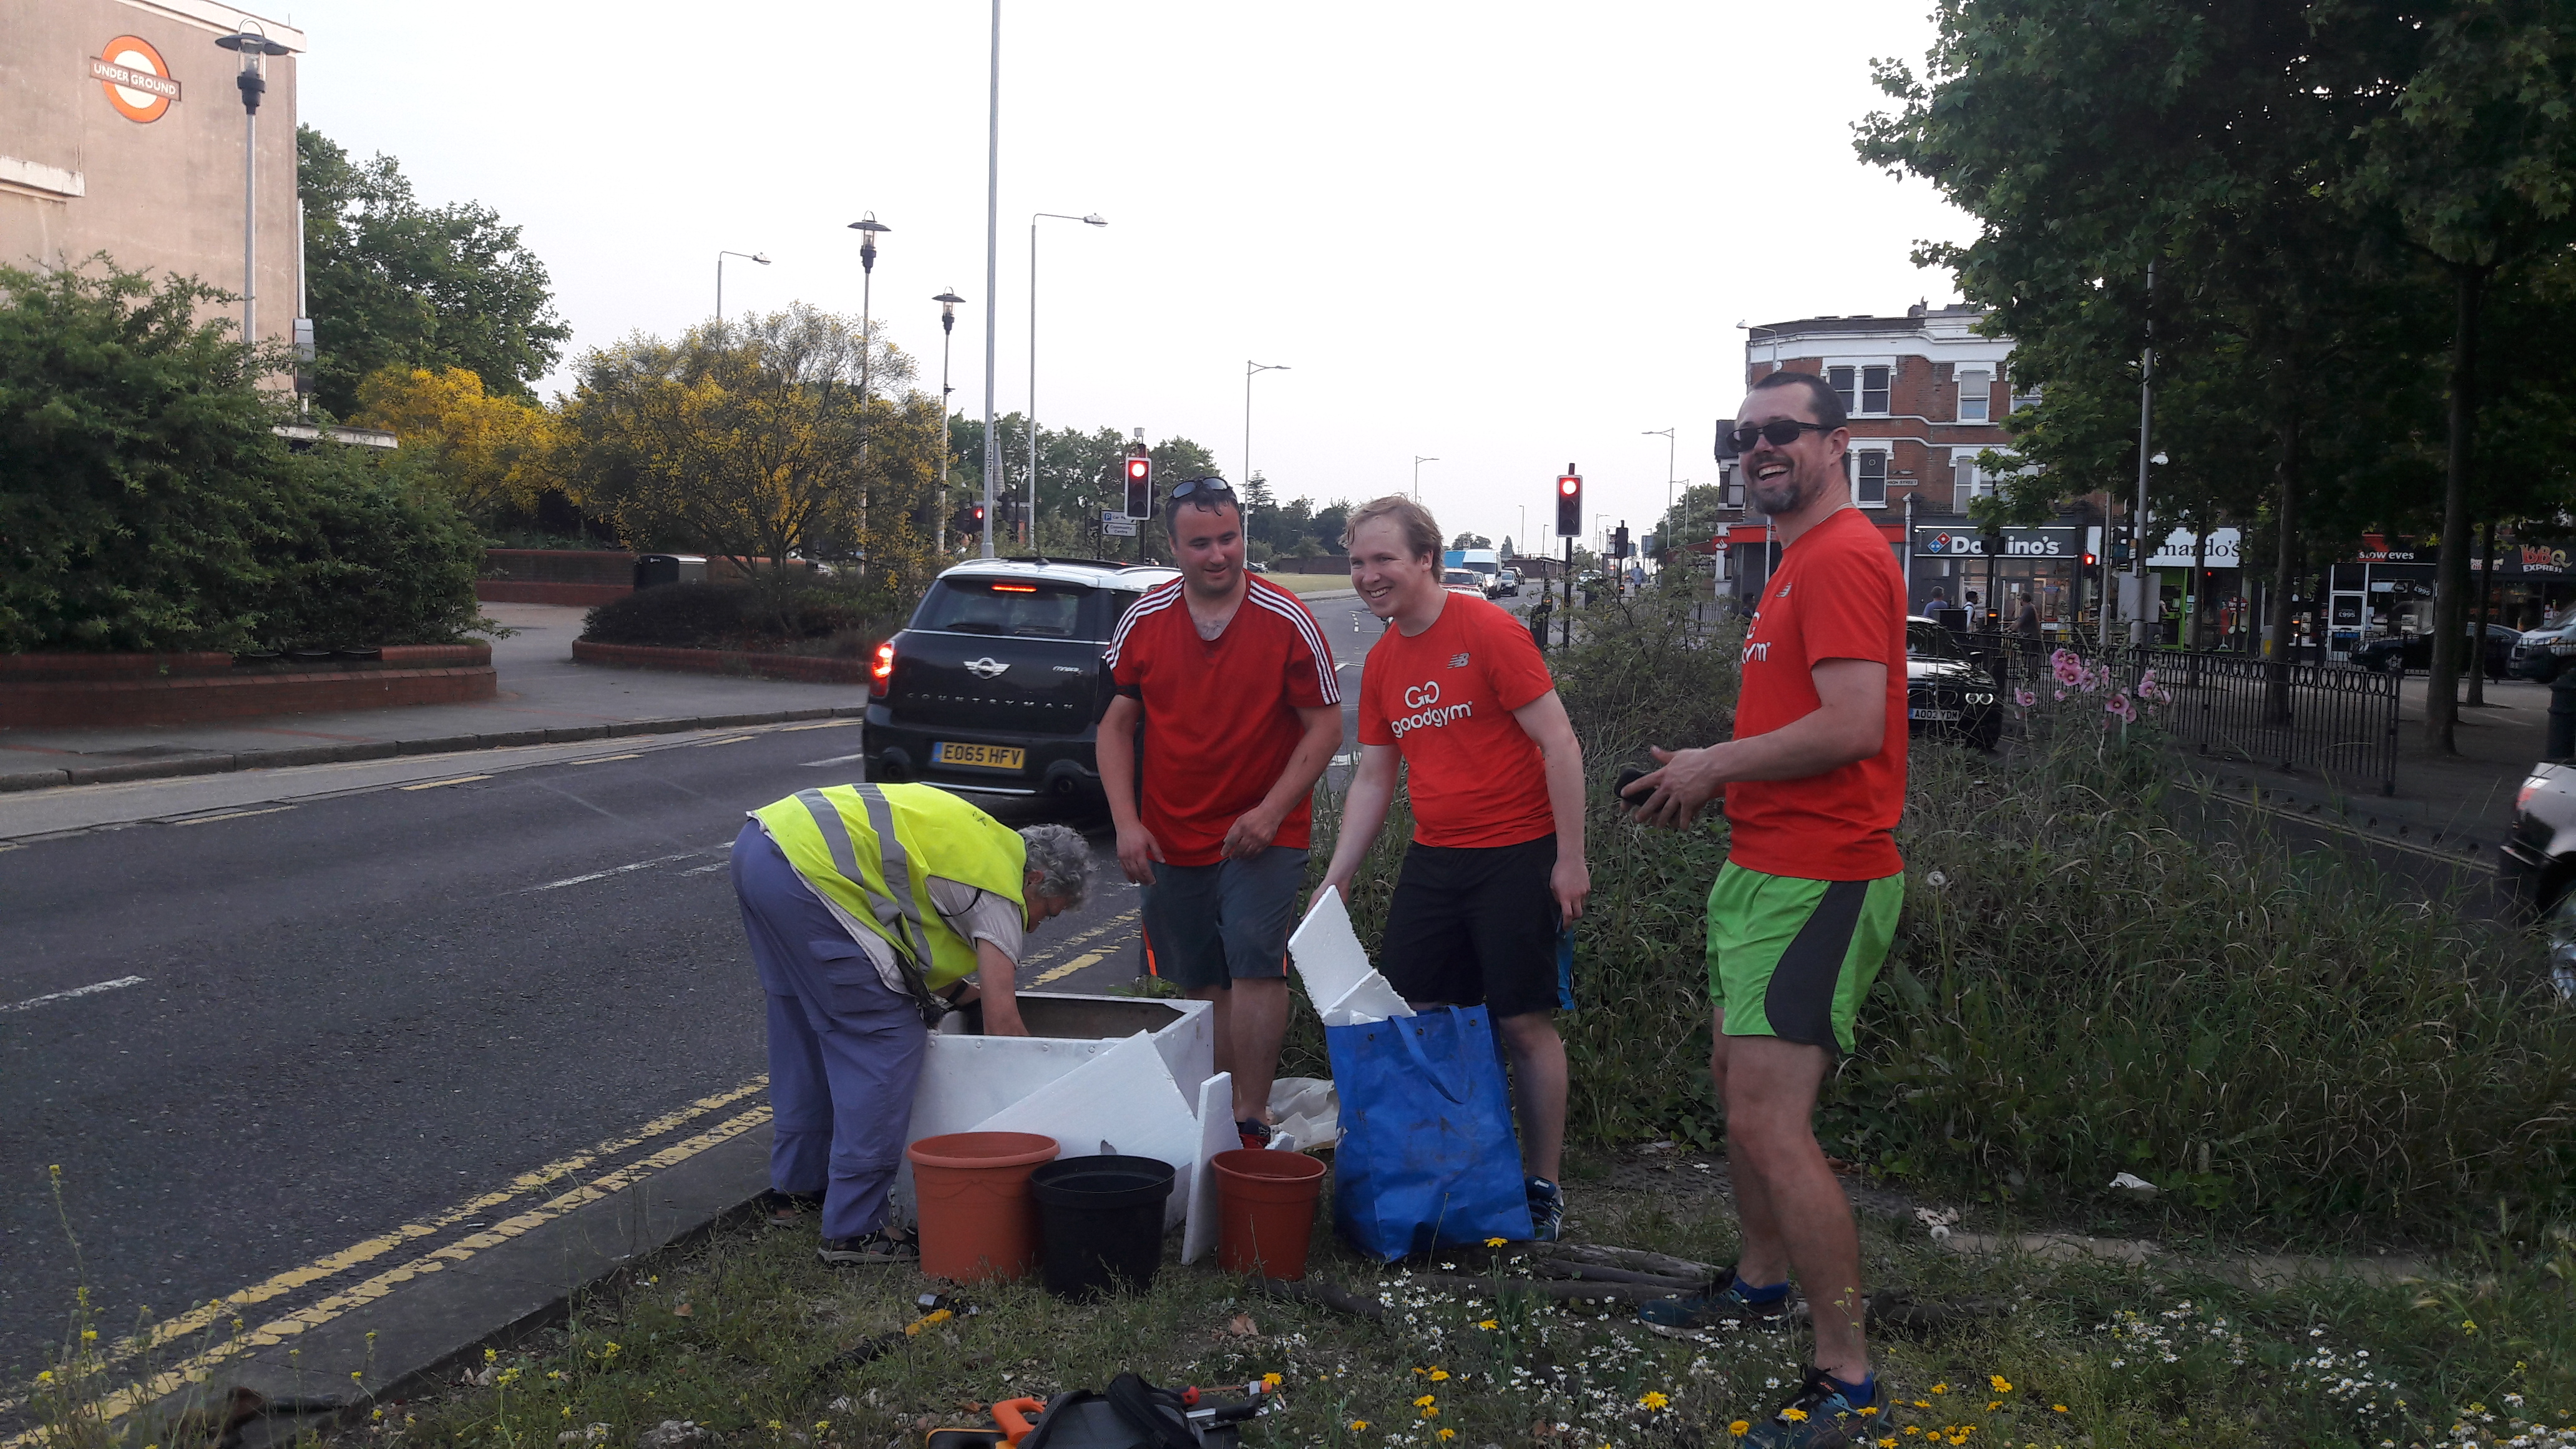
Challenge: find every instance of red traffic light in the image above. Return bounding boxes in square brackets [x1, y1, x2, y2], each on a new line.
[1123, 453, 1154, 519]
[1126, 457, 1149, 482]
[1554, 466, 1583, 536]
[1556, 476, 1579, 497]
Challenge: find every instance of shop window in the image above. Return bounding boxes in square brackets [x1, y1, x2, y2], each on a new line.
[1956, 456, 1994, 504]
[1719, 462, 1742, 510]
[1958, 369, 1991, 422]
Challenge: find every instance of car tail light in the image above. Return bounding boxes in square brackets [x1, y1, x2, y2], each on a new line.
[869, 641, 896, 698]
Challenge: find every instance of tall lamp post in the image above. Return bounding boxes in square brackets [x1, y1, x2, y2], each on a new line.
[715, 250, 770, 324]
[1412, 455, 1438, 500]
[1028, 212, 1107, 549]
[1246, 361, 1290, 492]
[978, 0, 1002, 559]
[214, 24, 291, 346]
[1644, 427, 1675, 575]
[934, 290, 967, 553]
[846, 215, 890, 561]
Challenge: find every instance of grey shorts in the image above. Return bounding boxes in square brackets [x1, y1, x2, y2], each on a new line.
[1141, 846, 1309, 991]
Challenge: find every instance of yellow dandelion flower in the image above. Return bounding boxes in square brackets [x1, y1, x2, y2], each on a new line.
[1430, 1370, 1450, 1382]
[1639, 1392, 1671, 1410]
[1728, 1423, 1751, 1438]
[1858, 1407, 1879, 1417]
[1879, 1440, 1898, 1448]
[2050, 1405, 2067, 1414]
[1262, 1373, 1281, 1389]
[81, 1330, 97, 1343]
[1989, 1376, 2011, 1393]
[1422, 1407, 1440, 1418]
[1931, 1383, 1948, 1395]
[1349, 1421, 1368, 1432]
[2462, 1319, 2478, 1335]
[36, 1372, 52, 1383]
[1438, 1433, 1455, 1443]
[1477, 1319, 1500, 1330]
[1485, 1237, 1507, 1247]
[484, 1349, 499, 1364]
[1987, 1402, 2001, 1412]
[1415, 1394, 1437, 1408]
[1783, 1408, 1809, 1423]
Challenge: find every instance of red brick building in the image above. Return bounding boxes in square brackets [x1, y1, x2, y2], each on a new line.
[1712, 304, 2078, 620]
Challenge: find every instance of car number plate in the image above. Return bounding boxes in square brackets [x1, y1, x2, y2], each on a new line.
[934, 742, 1027, 771]
[1908, 708, 1962, 722]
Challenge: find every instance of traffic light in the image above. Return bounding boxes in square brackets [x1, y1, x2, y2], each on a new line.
[1123, 453, 1153, 519]
[1612, 524, 1631, 560]
[2110, 538, 2132, 565]
[1555, 464, 1582, 536]
[950, 502, 986, 539]
[2083, 550, 2099, 568]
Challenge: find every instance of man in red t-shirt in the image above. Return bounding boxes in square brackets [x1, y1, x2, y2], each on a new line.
[1317, 496, 1591, 1241]
[1099, 477, 1343, 1147]
[1624, 372, 1906, 1443]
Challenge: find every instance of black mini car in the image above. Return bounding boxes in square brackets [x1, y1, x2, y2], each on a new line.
[2353, 624, 2517, 678]
[861, 557, 1178, 801]
[1905, 617, 2001, 751]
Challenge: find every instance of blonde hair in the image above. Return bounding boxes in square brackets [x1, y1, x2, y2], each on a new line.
[1341, 495, 1443, 562]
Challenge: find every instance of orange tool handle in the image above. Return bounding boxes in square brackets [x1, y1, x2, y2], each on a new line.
[990, 1398, 1045, 1445]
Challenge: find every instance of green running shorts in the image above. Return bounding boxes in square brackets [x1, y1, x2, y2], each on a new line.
[1705, 861, 1904, 1056]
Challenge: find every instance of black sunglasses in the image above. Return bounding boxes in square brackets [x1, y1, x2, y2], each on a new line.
[1720, 419, 1834, 457]
[1168, 477, 1236, 503]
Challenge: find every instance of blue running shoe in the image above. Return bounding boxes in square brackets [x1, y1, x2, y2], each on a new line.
[1525, 1175, 1564, 1242]
[1744, 1367, 1876, 1448]
[1637, 1267, 1792, 1336]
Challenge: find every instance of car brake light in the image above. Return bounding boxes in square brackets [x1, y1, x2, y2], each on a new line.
[870, 642, 896, 698]
[990, 582, 1037, 593]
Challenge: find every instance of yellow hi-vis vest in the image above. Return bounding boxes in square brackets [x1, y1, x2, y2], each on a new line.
[751, 784, 1029, 992]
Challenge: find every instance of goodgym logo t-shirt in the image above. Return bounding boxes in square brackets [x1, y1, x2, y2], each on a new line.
[1358, 592, 1557, 849]
[1724, 505, 1909, 881]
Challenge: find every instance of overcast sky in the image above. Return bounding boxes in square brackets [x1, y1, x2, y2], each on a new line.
[290, 0, 1976, 552]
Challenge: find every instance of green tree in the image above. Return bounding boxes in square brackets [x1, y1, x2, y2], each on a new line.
[563, 308, 940, 587]
[298, 126, 571, 417]
[1450, 532, 1491, 549]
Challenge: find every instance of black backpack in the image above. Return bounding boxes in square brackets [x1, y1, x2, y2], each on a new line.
[1017, 1375, 1207, 1449]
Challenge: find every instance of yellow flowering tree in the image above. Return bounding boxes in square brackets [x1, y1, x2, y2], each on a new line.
[352, 364, 559, 522]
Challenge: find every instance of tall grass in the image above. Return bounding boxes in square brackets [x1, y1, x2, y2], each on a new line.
[1301, 583, 2576, 1242]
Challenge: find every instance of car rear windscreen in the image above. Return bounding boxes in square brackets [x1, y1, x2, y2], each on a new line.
[914, 579, 1093, 638]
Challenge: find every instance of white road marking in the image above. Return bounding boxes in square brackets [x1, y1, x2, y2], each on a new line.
[170, 805, 296, 827]
[800, 752, 870, 768]
[397, 774, 492, 791]
[2, 975, 146, 1014]
[678, 862, 726, 876]
[524, 851, 706, 892]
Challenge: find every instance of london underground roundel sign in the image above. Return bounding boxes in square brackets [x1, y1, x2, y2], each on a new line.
[92, 36, 181, 123]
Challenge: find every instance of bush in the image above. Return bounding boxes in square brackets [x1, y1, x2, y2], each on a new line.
[253, 442, 490, 649]
[0, 259, 490, 653]
[580, 574, 910, 656]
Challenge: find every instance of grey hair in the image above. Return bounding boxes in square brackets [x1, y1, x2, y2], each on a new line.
[1017, 823, 1093, 907]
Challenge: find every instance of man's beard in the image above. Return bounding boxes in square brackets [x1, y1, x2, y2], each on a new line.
[1747, 465, 1813, 516]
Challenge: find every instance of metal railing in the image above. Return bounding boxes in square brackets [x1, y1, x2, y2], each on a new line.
[1978, 635, 2401, 796]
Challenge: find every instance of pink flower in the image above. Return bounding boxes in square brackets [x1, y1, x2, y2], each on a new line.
[2079, 663, 2103, 694]
[2013, 687, 2037, 709]
[2053, 688, 2067, 701]
[2051, 648, 2085, 687]
[2107, 691, 2137, 724]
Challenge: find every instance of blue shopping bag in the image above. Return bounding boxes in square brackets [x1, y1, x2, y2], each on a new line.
[1325, 1005, 1531, 1260]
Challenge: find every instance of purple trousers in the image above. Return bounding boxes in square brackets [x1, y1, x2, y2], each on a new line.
[730, 821, 927, 1241]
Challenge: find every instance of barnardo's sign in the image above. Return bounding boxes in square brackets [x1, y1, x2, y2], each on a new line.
[2147, 527, 2242, 568]
[1915, 526, 2083, 559]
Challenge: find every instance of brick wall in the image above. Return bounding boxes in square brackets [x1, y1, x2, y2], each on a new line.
[571, 640, 870, 685]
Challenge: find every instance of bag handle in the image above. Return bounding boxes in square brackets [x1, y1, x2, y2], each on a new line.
[1396, 1008, 1474, 1105]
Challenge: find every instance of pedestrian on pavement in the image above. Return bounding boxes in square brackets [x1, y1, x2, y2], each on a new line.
[1316, 495, 1591, 1241]
[1622, 370, 1907, 1446]
[1097, 477, 1344, 1149]
[733, 783, 1091, 1265]
[1924, 585, 1948, 613]
[2014, 593, 2042, 640]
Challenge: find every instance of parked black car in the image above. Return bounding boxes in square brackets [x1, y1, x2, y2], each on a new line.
[1905, 617, 2001, 751]
[2353, 624, 2518, 678]
[862, 557, 1178, 801]
[2500, 761, 2576, 1000]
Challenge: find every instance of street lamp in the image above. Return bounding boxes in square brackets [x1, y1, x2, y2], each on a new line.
[1246, 361, 1290, 495]
[1413, 456, 1438, 500]
[846, 215, 890, 405]
[715, 250, 770, 325]
[1644, 428, 1675, 575]
[934, 290, 967, 552]
[213, 24, 291, 346]
[1028, 212, 1107, 549]
[977, 0, 1003, 559]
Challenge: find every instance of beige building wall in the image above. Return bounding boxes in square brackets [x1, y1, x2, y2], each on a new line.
[1, 0, 306, 348]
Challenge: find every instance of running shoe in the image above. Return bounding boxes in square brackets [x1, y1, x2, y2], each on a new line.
[1637, 1267, 1793, 1336]
[1742, 1366, 1877, 1448]
[817, 1228, 918, 1266]
[1525, 1176, 1564, 1242]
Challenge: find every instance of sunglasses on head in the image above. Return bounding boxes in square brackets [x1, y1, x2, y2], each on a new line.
[1721, 419, 1834, 456]
[1168, 477, 1236, 504]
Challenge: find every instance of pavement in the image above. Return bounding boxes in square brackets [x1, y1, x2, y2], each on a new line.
[0, 588, 1391, 1442]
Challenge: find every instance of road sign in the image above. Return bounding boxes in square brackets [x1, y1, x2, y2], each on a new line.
[1103, 517, 1138, 537]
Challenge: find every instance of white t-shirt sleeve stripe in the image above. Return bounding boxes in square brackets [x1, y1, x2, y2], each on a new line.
[1249, 582, 1343, 705]
[1103, 580, 1183, 669]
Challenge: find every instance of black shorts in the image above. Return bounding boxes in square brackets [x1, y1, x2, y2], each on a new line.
[1377, 835, 1561, 1019]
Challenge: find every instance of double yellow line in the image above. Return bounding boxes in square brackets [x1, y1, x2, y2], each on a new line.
[4, 1079, 772, 1442]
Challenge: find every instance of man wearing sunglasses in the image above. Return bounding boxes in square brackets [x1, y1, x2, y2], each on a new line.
[1624, 371, 1908, 1446]
[1099, 477, 1344, 1149]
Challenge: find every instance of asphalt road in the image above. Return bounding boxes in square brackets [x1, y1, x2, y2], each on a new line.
[0, 587, 1417, 1385]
